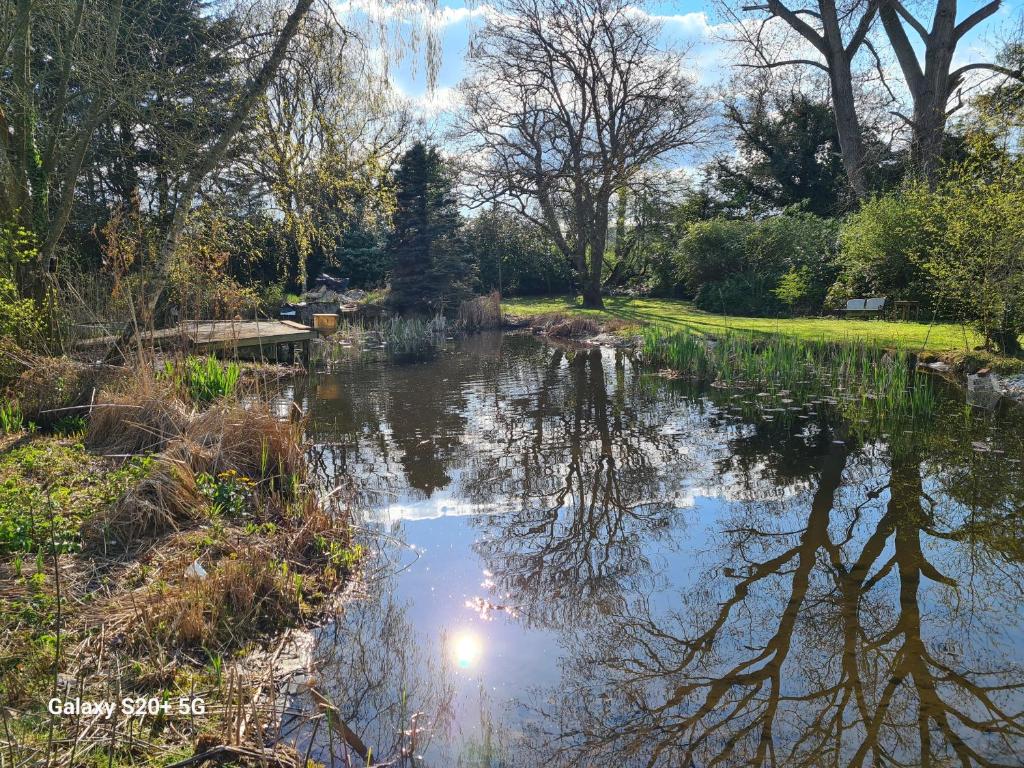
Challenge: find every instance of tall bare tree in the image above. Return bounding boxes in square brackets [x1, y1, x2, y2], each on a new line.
[459, 0, 709, 309]
[731, 0, 1021, 191]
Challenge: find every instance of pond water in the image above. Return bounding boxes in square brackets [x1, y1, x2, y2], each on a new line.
[286, 331, 1024, 767]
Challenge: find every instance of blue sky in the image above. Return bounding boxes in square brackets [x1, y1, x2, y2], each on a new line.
[344, 0, 731, 119]
[342, 0, 1021, 125]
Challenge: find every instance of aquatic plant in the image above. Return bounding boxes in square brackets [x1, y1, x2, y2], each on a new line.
[459, 291, 503, 330]
[643, 327, 935, 426]
[381, 314, 450, 363]
[0, 400, 23, 433]
[160, 355, 241, 404]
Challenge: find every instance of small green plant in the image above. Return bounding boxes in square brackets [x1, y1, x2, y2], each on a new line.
[773, 266, 811, 313]
[161, 355, 241, 404]
[197, 469, 254, 518]
[0, 400, 23, 433]
[52, 414, 87, 436]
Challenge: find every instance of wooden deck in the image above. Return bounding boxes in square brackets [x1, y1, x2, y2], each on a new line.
[79, 320, 316, 363]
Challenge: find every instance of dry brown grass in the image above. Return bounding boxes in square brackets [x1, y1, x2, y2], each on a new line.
[137, 548, 302, 648]
[9, 355, 116, 427]
[85, 375, 190, 455]
[182, 403, 305, 490]
[458, 291, 503, 330]
[520, 311, 633, 338]
[83, 458, 203, 551]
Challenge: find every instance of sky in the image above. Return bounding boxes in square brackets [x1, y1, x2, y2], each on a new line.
[343, 0, 735, 120]
[341, 0, 1021, 125]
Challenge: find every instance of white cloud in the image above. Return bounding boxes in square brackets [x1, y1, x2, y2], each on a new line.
[339, 0, 491, 30]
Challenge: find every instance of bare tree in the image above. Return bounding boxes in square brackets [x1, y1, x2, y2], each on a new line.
[459, 0, 709, 309]
[730, 0, 1021, 191]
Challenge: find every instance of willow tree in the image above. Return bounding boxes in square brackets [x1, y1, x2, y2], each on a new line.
[459, 0, 709, 309]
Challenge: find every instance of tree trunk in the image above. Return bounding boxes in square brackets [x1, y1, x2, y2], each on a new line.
[581, 280, 604, 309]
[828, 61, 869, 198]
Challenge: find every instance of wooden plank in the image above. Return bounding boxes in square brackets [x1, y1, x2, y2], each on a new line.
[74, 320, 314, 351]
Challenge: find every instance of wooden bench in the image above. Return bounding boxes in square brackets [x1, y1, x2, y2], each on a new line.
[841, 297, 886, 318]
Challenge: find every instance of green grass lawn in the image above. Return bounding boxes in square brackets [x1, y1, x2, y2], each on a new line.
[503, 296, 985, 355]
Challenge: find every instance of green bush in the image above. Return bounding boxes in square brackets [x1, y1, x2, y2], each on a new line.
[677, 218, 751, 294]
[834, 189, 938, 310]
[749, 211, 840, 310]
[694, 272, 782, 316]
[465, 208, 572, 296]
[677, 212, 839, 316]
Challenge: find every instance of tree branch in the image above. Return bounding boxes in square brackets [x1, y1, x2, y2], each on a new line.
[955, 0, 1001, 40]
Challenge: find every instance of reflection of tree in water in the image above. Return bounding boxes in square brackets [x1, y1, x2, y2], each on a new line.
[464, 346, 698, 627]
[308, 544, 455, 765]
[510, 409, 1024, 767]
[298, 332, 1024, 765]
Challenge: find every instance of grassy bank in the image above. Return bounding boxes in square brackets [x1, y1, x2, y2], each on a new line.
[0, 353, 357, 765]
[503, 296, 1007, 363]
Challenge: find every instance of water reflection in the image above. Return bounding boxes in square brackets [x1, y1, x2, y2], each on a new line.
[296, 332, 1024, 766]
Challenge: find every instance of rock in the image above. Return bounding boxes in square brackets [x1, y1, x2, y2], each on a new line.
[967, 372, 1002, 410]
[1001, 374, 1024, 405]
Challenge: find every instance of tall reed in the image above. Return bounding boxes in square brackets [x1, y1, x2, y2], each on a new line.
[643, 327, 935, 426]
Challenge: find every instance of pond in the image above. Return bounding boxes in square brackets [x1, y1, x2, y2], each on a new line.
[285, 331, 1024, 767]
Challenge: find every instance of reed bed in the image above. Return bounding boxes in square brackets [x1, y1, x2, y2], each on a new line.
[458, 290, 503, 330]
[318, 314, 453, 364]
[643, 326, 936, 425]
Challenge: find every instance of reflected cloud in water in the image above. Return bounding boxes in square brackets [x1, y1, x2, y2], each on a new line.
[287, 332, 1024, 767]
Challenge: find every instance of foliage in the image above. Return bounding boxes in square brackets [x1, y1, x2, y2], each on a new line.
[920, 140, 1024, 354]
[0, 220, 42, 347]
[160, 356, 241, 405]
[0, 442, 150, 555]
[714, 92, 851, 216]
[197, 469, 255, 518]
[387, 142, 474, 314]
[774, 266, 811, 311]
[677, 211, 839, 316]
[465, 208, 571, 296]
[0, 401, 24, 434]
[677, 219, 751, 293]
[169, 206, 264, 321]
[695, 272, 782, 316]
[834, 187, 938, 309]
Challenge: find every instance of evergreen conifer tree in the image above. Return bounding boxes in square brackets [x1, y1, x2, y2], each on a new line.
[387, 142, 474, 313]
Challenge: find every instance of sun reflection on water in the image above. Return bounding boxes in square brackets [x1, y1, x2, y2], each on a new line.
[451, 631, 483, 669]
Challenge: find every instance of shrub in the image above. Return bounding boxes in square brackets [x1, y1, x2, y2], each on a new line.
[750, 211, 840, 310]
[677, 218, 752, 294]
[677, 212, 839, 315]
[835, 187, 938, 309]
[694, 272, 782, 316]
[922, 145, 1024, 354]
